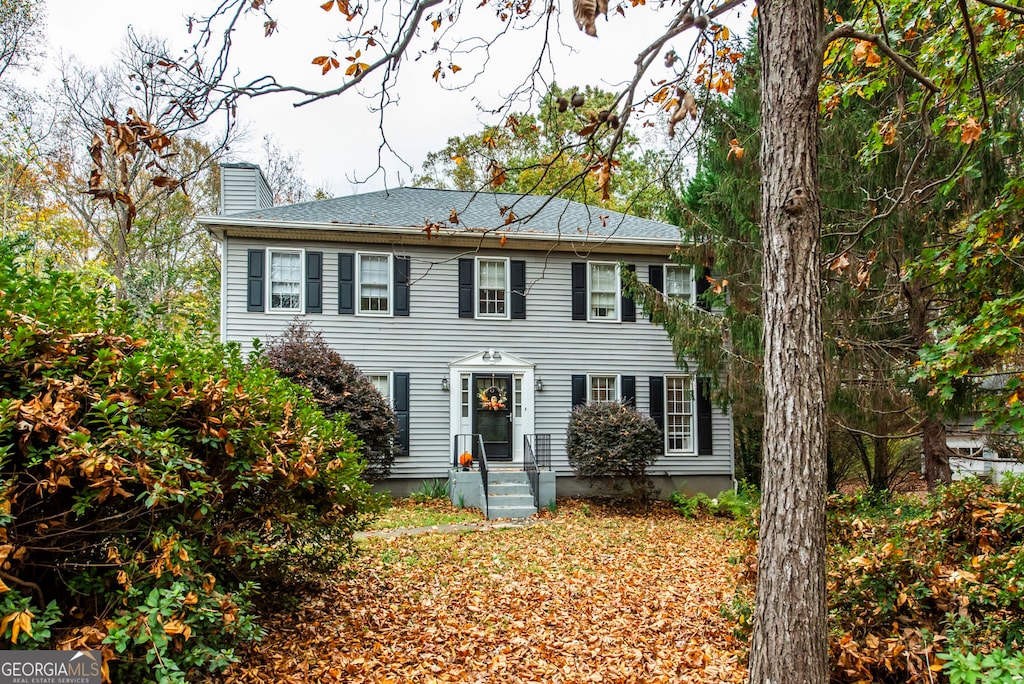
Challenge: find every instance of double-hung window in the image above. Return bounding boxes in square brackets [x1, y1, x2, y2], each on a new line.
[589, 375, 619, 403]
[358, 253, 392, 315]
[665, 375, 695, 454]
[665, 265, 694, 304]
[477, 258, 508, 318]
[269, 249, 302, 312]
[588, 262, 619, 321]
[367, 373, 392, 403]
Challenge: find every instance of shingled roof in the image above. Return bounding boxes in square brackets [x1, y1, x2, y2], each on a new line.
[219, 186, 681, 243]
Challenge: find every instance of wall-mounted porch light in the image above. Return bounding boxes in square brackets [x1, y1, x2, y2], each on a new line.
[534, 377, 544, 392]
[441, 377, 450, 392]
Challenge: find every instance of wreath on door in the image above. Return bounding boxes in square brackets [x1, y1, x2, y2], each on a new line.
[478, 385, 508, 411]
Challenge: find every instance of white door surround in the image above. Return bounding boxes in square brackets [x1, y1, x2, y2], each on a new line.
[449, 350, 536, 465]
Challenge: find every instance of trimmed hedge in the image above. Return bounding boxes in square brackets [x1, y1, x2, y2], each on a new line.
[566, 401, 662, 481]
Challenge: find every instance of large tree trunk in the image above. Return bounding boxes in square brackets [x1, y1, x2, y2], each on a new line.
[921, 417, 952, 490]
[749, 3, 829, 683]
[903, 276, 951, 489]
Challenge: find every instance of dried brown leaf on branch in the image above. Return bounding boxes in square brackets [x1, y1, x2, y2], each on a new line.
[573, 0, 608, 37]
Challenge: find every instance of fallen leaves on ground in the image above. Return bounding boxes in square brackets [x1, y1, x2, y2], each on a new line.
[212, 500, 748, 683]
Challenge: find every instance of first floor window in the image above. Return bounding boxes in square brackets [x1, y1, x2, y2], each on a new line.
[666, 375, 695, 453]
[477, 258, 508, 317]
[368, 373, 392, 402]
[589, 262, 619, 321]
[359, 253, 391, 314]
[666, 265, 693, 303]
[269, 249, 301, 311]
[589, 375, 618, 403]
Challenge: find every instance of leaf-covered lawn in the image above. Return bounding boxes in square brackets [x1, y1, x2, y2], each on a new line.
[366, 498, 484, 531]
[215, 501, 749, 683]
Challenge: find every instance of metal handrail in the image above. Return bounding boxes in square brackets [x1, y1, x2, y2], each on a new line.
[524, 434, 540, 510]
[476, 434, 489, 519]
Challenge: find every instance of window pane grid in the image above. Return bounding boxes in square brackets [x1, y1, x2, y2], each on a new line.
[666, 376, 694, 453]
[368, 374, 390, 401]
[589, 375, 617, 403]
[589, 264, 617, 320]
[360, 254, 390, 313]
[270, 251, 301, 310]
[666, 266, 692, 300]
[461, 376, 470, 419]
[478, 260, 506, 316]
[514, 376, 523, 418]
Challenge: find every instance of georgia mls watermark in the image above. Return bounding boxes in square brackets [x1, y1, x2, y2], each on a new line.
[0, 651, 102, 684]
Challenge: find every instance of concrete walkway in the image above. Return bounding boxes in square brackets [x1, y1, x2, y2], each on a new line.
[355, 517, 544, 540]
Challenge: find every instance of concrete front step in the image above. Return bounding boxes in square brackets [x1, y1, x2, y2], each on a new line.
[486, 472, 537, 519]
[487, 505, 537, 520]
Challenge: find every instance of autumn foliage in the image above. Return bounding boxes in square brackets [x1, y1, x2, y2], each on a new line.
[0, 237, 375, 682]
[266, 322, 398, 482]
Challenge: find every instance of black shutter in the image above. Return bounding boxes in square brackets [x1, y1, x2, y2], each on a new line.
[246, 249, 265, 312]
[621, 375, 636, 406]
[510, 260, 526, 319]
[338, 253, 355, 314]
[649, 264, 664, 293]
[571, 262, 587, 320]
[697, 378, 713, 455]
[395, 256, 411, 316]
[394, 372, 410, 457]
[305, 251, 323, 313]
[696, 266, 712, 311]
[621, 263, 636, 322]
[649, 376, 665, 435]
[458, 258, 474, 318]
[571, 374, 587, 408]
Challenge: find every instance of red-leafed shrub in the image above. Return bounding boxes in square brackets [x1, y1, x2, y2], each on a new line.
[266, 322, 397, 482]
[566, 401, 662, 498]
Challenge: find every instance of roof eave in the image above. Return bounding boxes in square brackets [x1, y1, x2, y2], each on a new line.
[199, 215, 686, 254]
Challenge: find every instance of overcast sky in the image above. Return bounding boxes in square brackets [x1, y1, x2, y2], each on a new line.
[35, 0, 752, 195]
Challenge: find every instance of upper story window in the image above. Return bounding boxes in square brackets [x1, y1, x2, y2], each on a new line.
[665, 375, 695, 454]
[477, 258, 508, 318]
[589, 374, 619, 403]
[588, 262, 619, 321]
[269, 249, 302, 312]
[666, 265, 694, 303]
[359, 253, 392, 315]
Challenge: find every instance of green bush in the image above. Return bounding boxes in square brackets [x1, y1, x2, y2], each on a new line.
[409, 478, 449, 502]
[266, 322, 397, 481]
[670, 490, 715, 518]
[566, 401, 662, 486]
[0, 236, 375, 682]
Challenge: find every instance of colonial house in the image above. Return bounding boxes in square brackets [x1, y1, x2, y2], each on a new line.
[201, 163, 735, 516]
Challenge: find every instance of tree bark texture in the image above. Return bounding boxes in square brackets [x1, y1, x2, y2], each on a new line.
[903, 277, 952, 489]
[749, 3, 829, 683]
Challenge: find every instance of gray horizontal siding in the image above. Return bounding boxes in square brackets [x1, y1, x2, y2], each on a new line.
[224, 236, 733, 480]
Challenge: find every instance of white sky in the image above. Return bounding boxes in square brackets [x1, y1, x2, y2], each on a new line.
[35, 0, 752, 195]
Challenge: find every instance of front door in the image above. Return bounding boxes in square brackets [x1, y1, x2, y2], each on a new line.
[473, 373, 513, 461]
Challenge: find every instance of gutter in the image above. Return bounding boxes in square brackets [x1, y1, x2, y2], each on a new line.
[199, 215, 686, 255]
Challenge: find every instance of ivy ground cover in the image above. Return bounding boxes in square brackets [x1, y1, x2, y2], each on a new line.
[210, 500, 748, 683]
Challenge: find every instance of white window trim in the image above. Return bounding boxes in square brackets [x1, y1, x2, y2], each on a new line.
[266, 247, 304, 314]
[665, 264, 696, 306]
[587, 261, 621, 322]
[367, 371, 393, 404]
[356, 251, 393, 317]
[475, 256, 511, 320]
[587, 373, 620, 403]
[665, 374, 697, 456]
